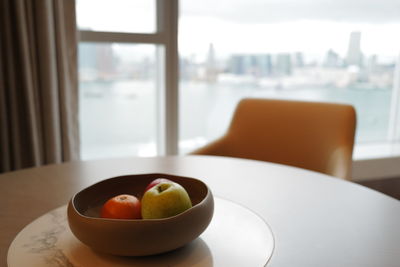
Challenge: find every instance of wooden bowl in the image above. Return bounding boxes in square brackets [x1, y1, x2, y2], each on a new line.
[67, 173, 214, 256]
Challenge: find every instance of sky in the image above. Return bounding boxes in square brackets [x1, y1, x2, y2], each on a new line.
[181, 0, 400, 24]
[179, 0, 400, 60]
[77, 0, 400, 62]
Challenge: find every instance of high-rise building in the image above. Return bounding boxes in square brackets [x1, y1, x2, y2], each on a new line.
[205, 43, 217, 83]
[324, 49, 340, 68]
[346, 31, 363, 67]
[78, 43, 116, 81]
[229, 55, 246, 75]
[228, 54, 273, 77]
[258, 54, 273, 76]
[275, 53, 292, 75]
[96, 43, 116, 80]
[366, 54, 378, 73]
[293, 52, 304, 68]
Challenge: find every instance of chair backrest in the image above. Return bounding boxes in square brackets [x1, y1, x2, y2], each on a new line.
[191, 98, 356, 179]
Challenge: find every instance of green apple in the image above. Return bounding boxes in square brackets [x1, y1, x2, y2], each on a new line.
[141, 182, 192, 219]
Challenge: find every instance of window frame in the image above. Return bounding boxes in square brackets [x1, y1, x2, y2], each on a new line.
[78, 0, 179, 155]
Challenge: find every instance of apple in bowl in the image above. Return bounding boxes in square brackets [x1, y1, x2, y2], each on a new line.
[142, 180, 192, 219]
[144, 178, 171, 191]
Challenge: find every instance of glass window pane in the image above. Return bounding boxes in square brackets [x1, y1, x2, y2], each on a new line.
[79, 43, 158, 160]
[179, 0, 400, 157]
[76, 0, 156, 33]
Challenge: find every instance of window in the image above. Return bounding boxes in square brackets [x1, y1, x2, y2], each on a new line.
[77, 0, 178, 159]
[179, 0, 400, 159]
[76, 0, 400, 162]
[79, 43, 158, 158]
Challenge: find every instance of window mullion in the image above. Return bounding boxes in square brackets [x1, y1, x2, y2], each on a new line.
[388, 53, 400, 142]
[156, 0, 179, 155]
[79, 30, 165, 44]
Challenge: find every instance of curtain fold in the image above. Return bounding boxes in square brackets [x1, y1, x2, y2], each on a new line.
[0, 0, 80, 173]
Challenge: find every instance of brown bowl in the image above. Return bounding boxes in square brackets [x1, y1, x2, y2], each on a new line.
[67, 173, 214, 256]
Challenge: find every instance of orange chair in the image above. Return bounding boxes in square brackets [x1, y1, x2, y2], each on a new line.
[191, 98, 356, 180]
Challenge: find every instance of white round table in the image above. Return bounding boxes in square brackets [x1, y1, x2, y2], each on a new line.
[1, 155, 400, 266]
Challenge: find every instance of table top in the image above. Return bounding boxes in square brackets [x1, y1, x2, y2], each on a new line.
[1, 155, 400, 267]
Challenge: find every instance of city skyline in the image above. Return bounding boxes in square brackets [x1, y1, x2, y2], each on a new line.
[79, 30, 395, 93]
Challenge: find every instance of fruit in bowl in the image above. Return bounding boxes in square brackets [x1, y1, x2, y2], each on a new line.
[67, 173, 214, 256]
[141, 180, 192, 219]
[99, 178, 193, 220]
[100, 194, 142, 219]
[144, 177, 171, 191]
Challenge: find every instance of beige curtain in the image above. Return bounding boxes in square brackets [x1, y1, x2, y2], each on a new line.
[0, 0, 80, 173]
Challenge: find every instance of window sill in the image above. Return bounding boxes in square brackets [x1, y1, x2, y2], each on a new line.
[354, 141, 400, 160]
[352, 142, 400, 182]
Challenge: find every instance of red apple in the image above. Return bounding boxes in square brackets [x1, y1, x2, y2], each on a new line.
[145, 178, 172, 192]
